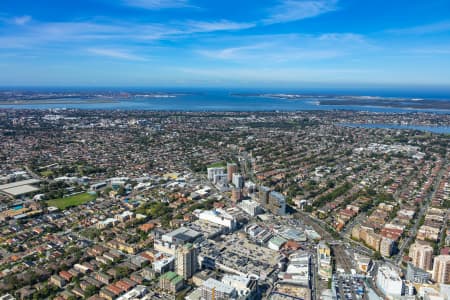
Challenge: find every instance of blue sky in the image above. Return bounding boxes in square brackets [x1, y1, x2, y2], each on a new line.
[1, 0, 450, 88]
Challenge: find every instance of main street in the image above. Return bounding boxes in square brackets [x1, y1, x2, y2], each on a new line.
[394, 159, 448, 265]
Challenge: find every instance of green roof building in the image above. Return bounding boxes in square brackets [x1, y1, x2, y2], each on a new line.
[159, 271, 184, 293]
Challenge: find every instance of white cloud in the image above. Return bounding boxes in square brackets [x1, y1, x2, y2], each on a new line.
[13, 15, 32, 25]
[36, 22, 122, 40]
[199, 45, 341, 61]
[123, 0, 190, 9]
[387, 21, 450, 35]
[0, 18, 256, 49]
[317, 33, 364, 42]
[87, 48, 147, 61]
[0, 15, 32, 26]
[196, 33, 367, 62]
[264, 0, 338, 24]
[198, 44, 270, 60]
[183, 20, 255, 33]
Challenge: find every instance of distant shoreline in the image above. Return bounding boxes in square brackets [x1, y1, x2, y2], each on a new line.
[319, 99, 450, 110]
[1, 91, 450, 114]
[0, 99, 118, 105]
[232, 93, 450, 110]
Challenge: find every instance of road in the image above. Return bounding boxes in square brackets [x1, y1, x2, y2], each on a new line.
[24, 165, 41, 180]
[366, 262, 385, 299]
[394, 200, 430, 264]
[394, 160, 448, 264]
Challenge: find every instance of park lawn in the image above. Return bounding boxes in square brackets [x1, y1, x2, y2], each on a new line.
[46, 192, 96, 210]
[40, 170, 54, 177]
[207, 161, 226, 168]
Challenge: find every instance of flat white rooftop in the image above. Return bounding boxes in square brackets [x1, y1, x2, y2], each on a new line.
[0, 179, 40, 190]
[3, 185, 39, 196]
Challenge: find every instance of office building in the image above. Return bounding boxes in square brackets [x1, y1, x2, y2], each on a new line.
[207, 167, 224, 181]
[221, 274, 257, 299]
[232, 173, 244, 188]
[153, 255, 175, 274]
[317, 241, 332, 280]
[238, 199, 262, 217]
[159, 271, 184, 293]
[376, 264, 405, 298]
[268, 191, 286, 216]
[175, 243, 199, 280]
[258, 186, 270, 206]
[201, 278, 237, 300]
[198, 209, 237, 231]
[245, 181, 256, 193]
[227, 163, 238, 183]
[432, 255, 450, 284]
[154, 227, 202, 255]
[318, 241, 331, 263]
[231, 188, 243, 202]
[213, 173, 228, 186]
[280, 252, 311, 286]
[410, 242, 434, 271]
[380, 237, 395, 258]
[406, 263, 431, 283]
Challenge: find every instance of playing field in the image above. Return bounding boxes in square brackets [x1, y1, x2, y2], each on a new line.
[207, 161, 226, 168]
[46, 192, 96, 210]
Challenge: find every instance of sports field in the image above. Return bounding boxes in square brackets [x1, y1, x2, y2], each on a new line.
[46, 192, 96, 210]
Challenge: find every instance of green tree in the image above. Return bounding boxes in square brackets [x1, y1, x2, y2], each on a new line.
[84, 285, 97, 298]
[372, 251, 382, 260]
